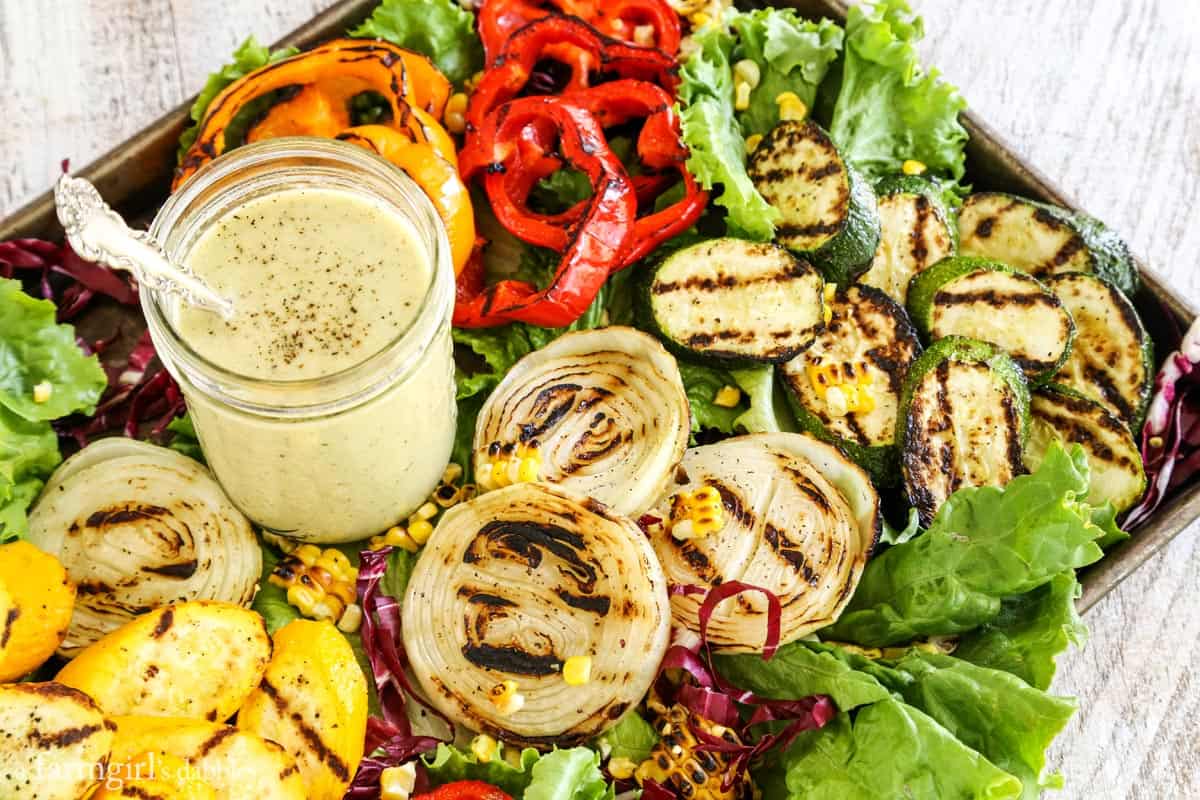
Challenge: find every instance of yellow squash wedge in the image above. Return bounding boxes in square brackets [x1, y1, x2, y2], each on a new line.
[0, 540, 76, 681]
[56, 600, 271, 721]
[108, 716, 305, 800]
[238, 619, 368, 799]
[0, 682, 115, 800]
[92, 750, 218, 799]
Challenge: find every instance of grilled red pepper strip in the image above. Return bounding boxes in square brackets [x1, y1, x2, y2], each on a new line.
[478, 0, 681, 64]
[484, 81, 707, 265]
[459, 15, 677, 180]
[413, 781, 514, 800]
[455, 98, 636, 328]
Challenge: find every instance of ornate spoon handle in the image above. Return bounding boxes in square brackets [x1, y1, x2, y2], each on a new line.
[54, 174, 234, 318]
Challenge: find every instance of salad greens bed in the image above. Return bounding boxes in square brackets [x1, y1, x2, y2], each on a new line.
[1, 0, 1196, 799]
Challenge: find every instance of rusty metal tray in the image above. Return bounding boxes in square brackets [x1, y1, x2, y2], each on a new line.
[1, 0, 1194, 613]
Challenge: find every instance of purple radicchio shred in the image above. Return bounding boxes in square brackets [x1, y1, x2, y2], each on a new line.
[0, 238, 138, 319]
[1125, 316, 1200, 528]
[347, 546, 449, 796]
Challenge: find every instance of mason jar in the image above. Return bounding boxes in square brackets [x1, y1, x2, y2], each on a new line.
[144, 138, 456, 543]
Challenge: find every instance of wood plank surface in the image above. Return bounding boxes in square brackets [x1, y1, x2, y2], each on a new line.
[0, 1, 1196, 797]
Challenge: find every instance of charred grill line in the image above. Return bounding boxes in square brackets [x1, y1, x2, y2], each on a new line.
[461, 643, 563, 676]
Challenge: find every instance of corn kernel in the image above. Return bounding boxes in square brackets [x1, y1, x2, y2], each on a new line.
[408, 518, 435, 546]
[517, 455, 540, 483]
[294, 544, 322, 567]
[667, 485, 725, 540]
[824, 282, 837, 302]
[488, 680, 525, 715]
[902, 159, 927, 175]
[434, 483, 462, 507]
[461, 484, 479, 502]
[465, 72, 485, 93]
[633, 23, 656, 46]
[744, 133, 763, 154]
[373, 525, 419, 552]
[32, 381, 52, 404]
[733, 59, 761, 90]
[689, 12, 712, 28]
[445, 93, 469, 135]
[337, 603, 363, 634]
[442, 463, 464, 485]
[380, 763, 417, 800]
[775, 91, 808, 121]
[734, 81, 751, 111]
[713, 385, 741, 408]
[1149, 435, 1164, 449]
[825, 385, 849, 417]
[417, 502, 439, 520]
[471, 734, 501, 764]
[563, 655, 593, 686]
[608, 757, 638, 780]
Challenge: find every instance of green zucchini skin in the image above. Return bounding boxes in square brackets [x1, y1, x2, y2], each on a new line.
[858, 174, 958, 305]
[748, 120, 881, 286]
[897, 336, 1031, 524]
[906, 256, 1076, 386]
[635, 237, 826, 366]
[957, 192, 1139, 297]
[1044, 272, 1154, 432]
[780, 284, 922, 486]
[1024, 383, 1147, 513]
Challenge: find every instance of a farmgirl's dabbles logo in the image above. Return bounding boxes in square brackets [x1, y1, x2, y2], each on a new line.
[24, 749, 245, 792]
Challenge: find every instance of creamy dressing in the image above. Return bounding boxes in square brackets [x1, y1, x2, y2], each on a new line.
[173, 187, 455, 542]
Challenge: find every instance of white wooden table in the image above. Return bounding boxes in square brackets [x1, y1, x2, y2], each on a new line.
[1, 1, 1196, 797]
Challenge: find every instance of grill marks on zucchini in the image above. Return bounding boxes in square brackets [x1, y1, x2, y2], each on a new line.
[860, 176, 957, 304]
[1046, 273, 1152, 430]
[641, 238, 825, 363]
[957, 192, 1138, 295]
[899, 338, 1030, 524]
[749, 120, 880, 286]
[1025, 385, 1146, 512]
[908, 258, 1075, 384]
[780, 285, 921, 483]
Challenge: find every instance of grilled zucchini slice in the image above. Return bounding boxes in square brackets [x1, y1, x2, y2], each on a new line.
[957, 192, 1138, 296]
[780, 284, 922, 484]
[748, 119, 881, 286]
[859, 174, 957, 304]
[899, 337, 1030, 524]
[1025, 384, 1146, 512]
[1045, 272, 1153, 431]
[907, 257, 1075, 385]
[639, 237, 825, 363]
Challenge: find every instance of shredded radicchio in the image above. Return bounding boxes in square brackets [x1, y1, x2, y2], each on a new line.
[346, 547, 449, 797]
[653, 582, 835, 793]
[0, 237, 138, 319]
[1125, 317, 1200, 528]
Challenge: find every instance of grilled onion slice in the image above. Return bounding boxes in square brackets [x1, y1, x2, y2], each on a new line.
[473, 327, 690, 517]
[28, 438, 260, 657]
[402, 483, 671, 748]
[647, 433, 878, 652]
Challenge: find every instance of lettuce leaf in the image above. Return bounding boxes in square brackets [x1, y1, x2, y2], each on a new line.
[730, 9, 843, 137]
[252, 544, 300, 635]
[166, 413, 204, 463]
[0, 406, 60, 542]
[955, 572, 1088, 691]
[593, 711, 658, 764]
[758, 697, 1022, 800]
[0, 278, 106, 421]
[677, 361, 744, 436]
[825, 445, 1106, 646]
[351, 0, 483, 87]
[679, 25, 779, 241]
[423, 745, 614, 799]
[715, 639, 892, 711]
[730, 365, 798, 434]
[177, 37, 299, 158]
[824, 0, 968, 191]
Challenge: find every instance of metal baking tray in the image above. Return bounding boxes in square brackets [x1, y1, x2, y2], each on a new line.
[1, 0, 1194, 613]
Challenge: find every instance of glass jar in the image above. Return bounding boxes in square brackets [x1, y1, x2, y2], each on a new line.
[144, 138, 456, 543]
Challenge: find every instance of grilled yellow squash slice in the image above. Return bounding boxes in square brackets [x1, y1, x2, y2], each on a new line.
[56, 600, 271, 721]
[0, 541, 76, 681]
[238, 619, 368, 799]
[93, 751, 218, 799]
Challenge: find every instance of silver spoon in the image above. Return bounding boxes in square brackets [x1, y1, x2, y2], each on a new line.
[54, 174, 234, 318]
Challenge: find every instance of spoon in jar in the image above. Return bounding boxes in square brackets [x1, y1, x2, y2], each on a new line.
[53, 174, 234, 318]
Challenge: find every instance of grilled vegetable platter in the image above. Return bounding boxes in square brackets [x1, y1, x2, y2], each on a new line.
[1, 1, 1197, 798]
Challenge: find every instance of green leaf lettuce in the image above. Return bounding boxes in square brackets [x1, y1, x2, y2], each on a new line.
[351, 0, 484, 87]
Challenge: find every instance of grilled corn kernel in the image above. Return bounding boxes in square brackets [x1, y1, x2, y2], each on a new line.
[744, 133, 763, 154]
[407, 518, 435, 546]
[635, 701, 753, 799]
[270, 546, 359, 621]
[713, 385, 742, 408]
[32, 381, 52, 404]
[733, 59, 761, 90]
[563, 655, 593, 686]
[337, 602, 363, 634]
[689, 12, 712, 28]
[608, 757, 638, 780]
[481, 444, 542, 490]
[902, 159, 927, 175]
[465, 71, 485, 93]
[668, 485, 725, 541]
[370, 525, 419, 552]
[806, 360, 875, 416]
[417, 502, 438, 520]
[442, 463, 464, 485]
[488, 680, 525, 715]
[633, 23, 657, 46]
[471, 734, 501, 764]
[380, 763, 417, 800]
[461, 483, 479, 502]
[775, 91, 808, 121]
[444, 92, 469, 134]
[734, 81, 752, 111]
[434, 483, 462, 507]
[822, 282, 836, 324]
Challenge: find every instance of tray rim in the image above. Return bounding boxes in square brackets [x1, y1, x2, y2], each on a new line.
[1, 0, 1195, 613]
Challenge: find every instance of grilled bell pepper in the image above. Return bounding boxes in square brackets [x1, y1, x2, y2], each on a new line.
[478, 0, 681, 64]
[413, 782, 513, 800]
[454, 98, 636, 327]
[175, 39, 451, 187]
